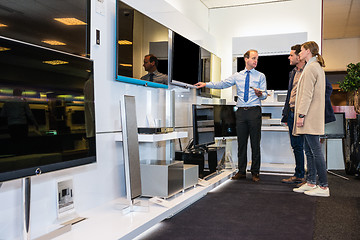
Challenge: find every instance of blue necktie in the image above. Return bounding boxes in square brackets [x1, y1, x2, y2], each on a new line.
[244, 70, 250, 102]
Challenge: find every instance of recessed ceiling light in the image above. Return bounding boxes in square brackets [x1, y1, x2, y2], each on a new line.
[0, 23, 7, 27]
[54, 18, 87, 25]
[118, 40, 132, 45]
[43, 60, 69, 65]
[42, 40, 66, 46]
[119, 63, 132, 67]
[0, 47, 10, 51]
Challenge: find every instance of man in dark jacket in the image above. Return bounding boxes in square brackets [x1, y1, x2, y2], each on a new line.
[281, 45, 336, 184]
[281, 45, 306, 184]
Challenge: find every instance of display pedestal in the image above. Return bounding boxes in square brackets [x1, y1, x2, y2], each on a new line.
[183, 164, 198, 190]
[115, 199, 149, 215]
[140, 160, 184, 198]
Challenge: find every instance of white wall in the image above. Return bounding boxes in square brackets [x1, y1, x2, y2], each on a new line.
[0, 0, 214, 239]
[208, 0, 323, 102]
[0, 0, 323, 239]
[165, 0, 209, 33]
[323, 37, 360, 71]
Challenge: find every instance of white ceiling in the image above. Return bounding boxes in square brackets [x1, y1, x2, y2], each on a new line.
[200, 0, 360, 39]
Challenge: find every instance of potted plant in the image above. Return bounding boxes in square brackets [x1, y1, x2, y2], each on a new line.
[339, 62, 360, 113]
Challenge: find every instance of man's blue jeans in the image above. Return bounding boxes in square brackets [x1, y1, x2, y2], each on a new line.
[287, 111, 305, 178]
[304, 134, 328, 187]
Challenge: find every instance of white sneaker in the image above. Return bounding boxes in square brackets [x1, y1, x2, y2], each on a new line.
[293, 183, 316, 193]
[304, 186, 330, 197]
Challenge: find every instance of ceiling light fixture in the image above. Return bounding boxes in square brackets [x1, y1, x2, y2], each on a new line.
[119, 63, 132, 67]
[0, 47, 10, 51]
[43, 60, 69, 65]
[118, 40, 132, 45]
[0, 23, 7, 27]
[54, 18, 87, 25]
[42, 40, 66, 46]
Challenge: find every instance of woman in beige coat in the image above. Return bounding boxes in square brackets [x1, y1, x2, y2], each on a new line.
[292, 41, 329, 197]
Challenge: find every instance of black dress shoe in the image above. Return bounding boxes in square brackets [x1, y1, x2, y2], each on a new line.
[252, 174, 260, 182]
[231, 172, 246, 180]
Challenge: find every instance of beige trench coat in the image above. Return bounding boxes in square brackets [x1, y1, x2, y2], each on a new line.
[293, 57, 325, 136]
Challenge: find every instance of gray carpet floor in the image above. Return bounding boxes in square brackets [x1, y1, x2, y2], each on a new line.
[140, 171, 360, 240]
[313, 171, 360, 240]
[143, 174, 317, 240]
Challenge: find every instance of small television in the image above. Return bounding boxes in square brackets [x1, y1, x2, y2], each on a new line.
[237, 55, 293, 90]
[192, 105, 215, 148]
[323, 113, 345, 139]
[171, 32, 200, 88]
[0, 36, 95, 182]
[213, 105, 237, 137]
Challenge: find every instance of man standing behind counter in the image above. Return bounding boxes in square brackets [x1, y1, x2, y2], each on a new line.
[195, 49, 267, 182]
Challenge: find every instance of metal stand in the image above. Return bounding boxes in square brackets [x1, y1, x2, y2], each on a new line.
[22, 177, 31, 240]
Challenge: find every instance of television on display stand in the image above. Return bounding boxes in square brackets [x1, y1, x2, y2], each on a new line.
[0, 36, 95, 239]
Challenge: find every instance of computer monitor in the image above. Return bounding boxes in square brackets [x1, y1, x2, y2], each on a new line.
[213, 105, 237, 137]
[323, 113, 345, 139]
[192, 105, 215, 148]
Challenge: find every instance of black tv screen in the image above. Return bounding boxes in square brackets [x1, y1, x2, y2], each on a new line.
[171, 32, 200, 87]
[237, 55, 293, 90]
[213, 105, 237, 137]
[0, 36, 96, 182]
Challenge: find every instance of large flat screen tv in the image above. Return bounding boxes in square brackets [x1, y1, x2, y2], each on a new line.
[0, 36, 95, 182]
[237, 55, 292, 90]
[170, 32, 200, 88]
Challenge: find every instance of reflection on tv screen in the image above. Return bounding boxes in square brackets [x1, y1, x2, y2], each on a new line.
[0, 36, 96, 182]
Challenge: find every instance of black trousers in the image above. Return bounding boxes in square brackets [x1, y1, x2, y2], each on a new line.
[235, 106, 262, 175]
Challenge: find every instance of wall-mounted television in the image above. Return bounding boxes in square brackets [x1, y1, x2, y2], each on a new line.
[116, 0, 169, 88]
[0, 36, 95, 182]
[170, 32, 200, 88]
[237, 55, 292, 90]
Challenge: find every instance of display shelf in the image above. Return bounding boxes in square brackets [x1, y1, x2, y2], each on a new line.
[114, 131, 188, 142]
[261, 125, 288, 132]
[214, 125, 288, 141]
[261, 102, 285, 107]
[48, 170, 234, 240]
